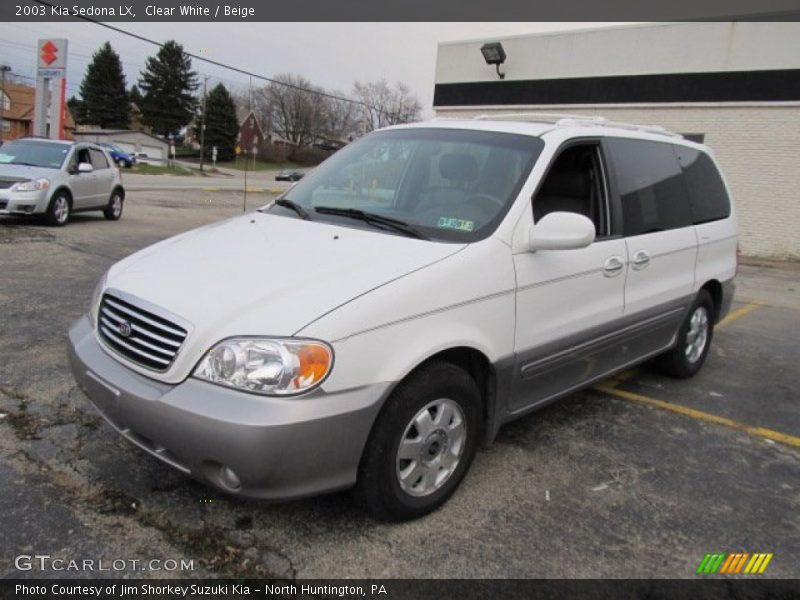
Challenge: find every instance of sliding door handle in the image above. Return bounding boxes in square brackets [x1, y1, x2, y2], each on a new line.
[631, 250, 651, 270]
[603, 255, 625, 277]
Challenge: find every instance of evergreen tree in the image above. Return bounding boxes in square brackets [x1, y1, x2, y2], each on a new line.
[195, 83, 238, 162]
[129, 84, 143, 107]
[138, 41, 199, 137]
[67, 96, 86, 125]
[78, 42, 130, 128]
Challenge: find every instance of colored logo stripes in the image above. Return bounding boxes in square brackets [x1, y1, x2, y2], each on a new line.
[696, 552, 773, 574]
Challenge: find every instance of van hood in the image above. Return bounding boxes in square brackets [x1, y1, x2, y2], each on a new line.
[106, 212, 465, 341]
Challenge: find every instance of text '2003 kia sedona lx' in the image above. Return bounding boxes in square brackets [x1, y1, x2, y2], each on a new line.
[68, 115, 737, 520]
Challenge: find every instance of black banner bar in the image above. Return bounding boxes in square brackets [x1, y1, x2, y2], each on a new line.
[2, 0, 800, 22]
[433, 69, 800, 107]
[3, 579, 800, 600]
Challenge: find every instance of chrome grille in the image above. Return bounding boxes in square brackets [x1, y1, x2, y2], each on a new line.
[97, 293, 187, 371]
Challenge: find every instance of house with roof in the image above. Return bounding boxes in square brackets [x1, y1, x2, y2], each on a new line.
[237, 109, 266, 153]
[0, 82, 76, 141]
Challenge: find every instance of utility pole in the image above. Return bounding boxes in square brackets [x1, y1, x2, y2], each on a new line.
[198, 75, 208, 171]
[0, 65, 11, 142]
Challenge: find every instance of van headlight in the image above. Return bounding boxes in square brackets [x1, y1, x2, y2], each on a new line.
[193, 338, 333, 396]
[13, 178, 50, 192]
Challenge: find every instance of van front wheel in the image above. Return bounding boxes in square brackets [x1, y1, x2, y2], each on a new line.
[354, 361, 481, 521]
[657, 290, 714, 379]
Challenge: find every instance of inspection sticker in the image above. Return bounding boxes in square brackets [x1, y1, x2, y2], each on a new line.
[437, 217, 475, 231]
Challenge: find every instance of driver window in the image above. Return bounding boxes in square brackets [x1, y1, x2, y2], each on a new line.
[532, 143, 607, 236]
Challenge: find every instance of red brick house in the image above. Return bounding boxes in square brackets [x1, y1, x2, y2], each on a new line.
[237, 110, 266, 153]
[0, 82, 75, 141]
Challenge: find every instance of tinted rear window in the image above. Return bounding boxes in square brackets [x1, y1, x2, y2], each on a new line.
[673, 145, 731, 224]
[607, 138, 692, 236]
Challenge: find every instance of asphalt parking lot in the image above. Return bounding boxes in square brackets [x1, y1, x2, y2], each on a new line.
[1, 189, 798, 579]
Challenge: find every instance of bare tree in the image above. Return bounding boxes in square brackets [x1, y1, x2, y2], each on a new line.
[254, 73, 326, 146]
[352, 79, 422, 132]
[319, 92, 358, 141]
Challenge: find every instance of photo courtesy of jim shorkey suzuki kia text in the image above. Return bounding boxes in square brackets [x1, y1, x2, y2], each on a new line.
[26, 4, 258, 18]
[15, 584, 387, 596]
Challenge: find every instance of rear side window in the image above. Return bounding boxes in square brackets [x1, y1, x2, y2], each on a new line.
[89, 148, 109, 169]
[673, 145, 731, 224]
[607, 138, 692, 236]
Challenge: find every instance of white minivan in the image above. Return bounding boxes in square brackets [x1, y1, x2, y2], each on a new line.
[68, 115, 737, 520]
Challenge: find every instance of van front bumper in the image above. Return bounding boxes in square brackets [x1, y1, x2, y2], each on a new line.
[68, 315, 389, 500]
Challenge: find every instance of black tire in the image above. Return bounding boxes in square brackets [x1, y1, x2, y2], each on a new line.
[45, 191, 70, 227]
[656, 290, 715, 379]
[104, 190, 124, 221]
[354, 361, 482, 521]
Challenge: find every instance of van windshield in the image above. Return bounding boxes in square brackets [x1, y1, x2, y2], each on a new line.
[269, 128, 544, 242]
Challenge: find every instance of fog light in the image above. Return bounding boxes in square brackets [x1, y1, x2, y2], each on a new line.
[21, 204, 35, 213]
[219, 465, 241, 490]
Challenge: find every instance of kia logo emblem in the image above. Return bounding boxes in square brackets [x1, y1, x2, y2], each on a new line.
[117, 321, 132, 337]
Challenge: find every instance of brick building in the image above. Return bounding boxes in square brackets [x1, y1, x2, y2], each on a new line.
[433, 22, 800, 259]
[0, 82, 75, 141]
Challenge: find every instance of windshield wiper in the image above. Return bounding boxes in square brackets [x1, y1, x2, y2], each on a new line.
[314, 206, 429, 240]
[271, 198, 311, 220]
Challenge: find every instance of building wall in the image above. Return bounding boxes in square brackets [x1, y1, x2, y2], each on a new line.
[436, 22, 800, 84]
[73, 131, 168, 157]
[435, 105, 800, 259]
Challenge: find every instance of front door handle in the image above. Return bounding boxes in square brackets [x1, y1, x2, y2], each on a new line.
[631, 250, 651, 270]
[603, 255, 625, 277]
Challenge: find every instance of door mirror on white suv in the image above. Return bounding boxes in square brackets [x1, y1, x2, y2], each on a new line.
[528, 211, 596, 251]
[77, 162, 93, 173]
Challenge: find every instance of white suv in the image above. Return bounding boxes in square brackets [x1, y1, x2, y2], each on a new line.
[68, 116, 737, 520]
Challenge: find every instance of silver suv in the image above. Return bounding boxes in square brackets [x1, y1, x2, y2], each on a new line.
[0, 138, 125, 226]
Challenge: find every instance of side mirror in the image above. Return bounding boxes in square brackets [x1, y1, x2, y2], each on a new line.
[77, 162, 93, 174]
[529, 211, 596, 251]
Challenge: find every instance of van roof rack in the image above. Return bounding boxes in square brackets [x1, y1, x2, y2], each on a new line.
[470, 112, 682, 138]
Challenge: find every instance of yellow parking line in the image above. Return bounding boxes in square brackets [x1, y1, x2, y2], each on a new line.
[717, 302, 761, 328]
[604, 368, 638, 389]
[594, 383, 800, 448]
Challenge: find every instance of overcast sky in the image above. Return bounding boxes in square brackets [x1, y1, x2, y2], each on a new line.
[0, 22, 626, 117]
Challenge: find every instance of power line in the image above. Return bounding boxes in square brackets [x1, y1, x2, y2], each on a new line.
[30, 0, 370, 109]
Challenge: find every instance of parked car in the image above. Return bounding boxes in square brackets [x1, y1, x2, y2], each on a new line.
[0, 138, 125, 226]
[133, 152, 157, 165]
[68, 116, 736, 520]
[275, 170, 304, 182]
[99, 143, 136, 168]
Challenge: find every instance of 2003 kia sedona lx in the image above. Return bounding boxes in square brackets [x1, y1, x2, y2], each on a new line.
[68, 116, 737, 520]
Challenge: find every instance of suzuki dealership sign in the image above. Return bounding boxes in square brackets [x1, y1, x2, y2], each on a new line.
[34, 39, 68, 139]
[37, 38, 68, 72]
